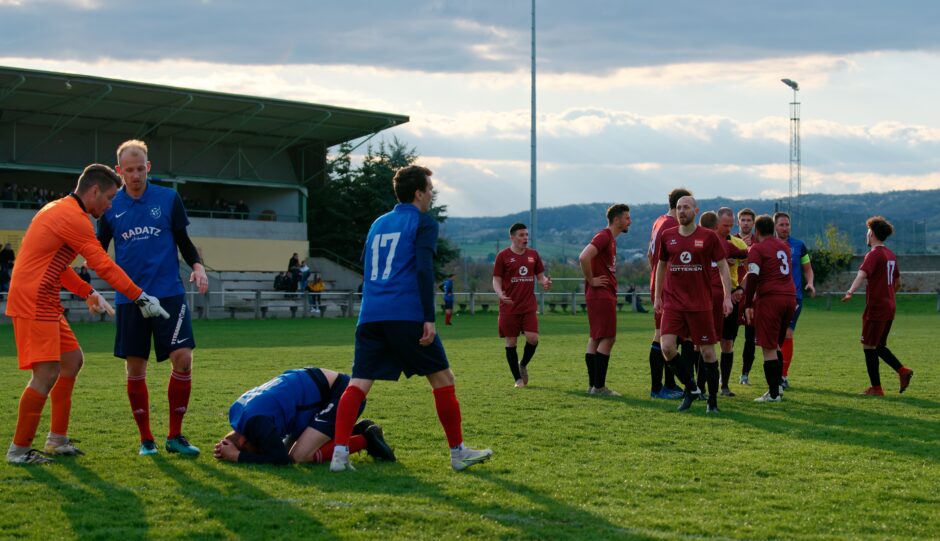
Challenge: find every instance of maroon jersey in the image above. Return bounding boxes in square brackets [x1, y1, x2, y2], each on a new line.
[586, 228, 617, 299]
[860, 246, 899, 321]
[734, 232, 755, 284]
[658, 226, 725, 311]
[493, 247, 545, 314]
[707, 239, 729, 294]
[648, 214, 678, 292]
[745, 238, 796, 299]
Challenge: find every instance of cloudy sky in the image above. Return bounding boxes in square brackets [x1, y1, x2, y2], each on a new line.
[2, 0, 940, 216]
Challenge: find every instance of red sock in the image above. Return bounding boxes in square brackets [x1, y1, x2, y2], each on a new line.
[433, 385, 463, 448]
[782, 337, 794, 376]
[127, 375, 154, 442]
[49, 375, 76, 436]
[13, 387, 47, 447]
[313, 436, 366, 463]
[445, 312, 452, 325]
[167, 370, 192, 439]
[333, 386, 365, 447]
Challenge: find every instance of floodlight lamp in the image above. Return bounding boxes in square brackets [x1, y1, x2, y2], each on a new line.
[781, 78, 799, 91]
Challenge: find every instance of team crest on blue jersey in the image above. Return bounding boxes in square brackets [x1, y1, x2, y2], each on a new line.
[150, 206, 162, 220]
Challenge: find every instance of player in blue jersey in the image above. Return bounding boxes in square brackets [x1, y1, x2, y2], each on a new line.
[98, 140, 209, 457]
[213, 367, 395, 465]
[329, 165, 492, 472]
[439, 274, 456, 325]
[773, 212, 815, 389]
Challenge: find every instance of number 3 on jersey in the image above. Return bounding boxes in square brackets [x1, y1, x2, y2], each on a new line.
[776, 250, 790, 276]
[370, 232, 401, 280]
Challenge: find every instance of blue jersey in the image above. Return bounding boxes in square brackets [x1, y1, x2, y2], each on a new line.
[787, 237, 809, 299]
[441, 279, 454, 301]
[98, 183, 189, 304]
[228, 369, 325, 440]
[358, 204, 438, 325]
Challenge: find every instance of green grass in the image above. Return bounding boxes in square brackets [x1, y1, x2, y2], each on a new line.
[0, 305, 938, 540]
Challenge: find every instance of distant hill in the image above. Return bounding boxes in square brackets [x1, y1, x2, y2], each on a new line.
[441, 190, 939, 261]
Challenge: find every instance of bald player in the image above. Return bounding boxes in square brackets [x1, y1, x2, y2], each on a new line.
[654, 196, 733, 413]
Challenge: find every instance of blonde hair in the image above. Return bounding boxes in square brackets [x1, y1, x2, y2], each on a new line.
[116, 139, 149, 164]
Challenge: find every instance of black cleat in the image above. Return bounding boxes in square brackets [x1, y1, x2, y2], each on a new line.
[678, 391, 696, 412]
[353, 419, 376, 436]
[363, 424, 396, 462]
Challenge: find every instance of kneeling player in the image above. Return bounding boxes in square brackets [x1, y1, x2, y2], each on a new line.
[214, 367, 395, 465]
[841, 216, 913, 395]
[742, 215, 796, 403]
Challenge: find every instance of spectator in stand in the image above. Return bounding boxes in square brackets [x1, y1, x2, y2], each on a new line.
[0, 243, 15, 273]
[299, 261, 311, 290]
[235, 200, 250, 219]
[2, 184, 14, 207]
[76, 263, 92, 284]
[274, 272, 289, 292]
[308, 273, 325, 313]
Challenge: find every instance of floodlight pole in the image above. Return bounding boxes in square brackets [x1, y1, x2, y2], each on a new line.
[782, 80, 801, 217]
[529, 0, 537, 248]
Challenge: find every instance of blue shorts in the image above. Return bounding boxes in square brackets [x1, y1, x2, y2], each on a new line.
[307, 372, 365, 438]
[444, 297, 454, 310]
[353, 321, 450, 381]
[788, 300, 803, 331]
[115, 294, 195, 362]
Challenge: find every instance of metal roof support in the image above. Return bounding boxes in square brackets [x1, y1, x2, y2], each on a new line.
[254, 111, 332, 170]
[173, 102, 265, 172]
[135, 93, 195, 139]
[0, 75, 26, 105]
[17, 84, 113, 161]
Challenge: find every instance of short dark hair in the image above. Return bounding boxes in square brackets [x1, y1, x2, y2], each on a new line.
[509, 222, 527, 235]
[392, 165, 432, 203]
[755, 214, 775, 236]
[867, 216, 894, 241]
[668, 188, 692, 209]
[75, 164, 123, 194]
[737, 208, 755, 219]
[699, 211, 718, 229]
[717, 207, 734, 218]
[606, 203, 630, 223]
[773, 211, 790, 223]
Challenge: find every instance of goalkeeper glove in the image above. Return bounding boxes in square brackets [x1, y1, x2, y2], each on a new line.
[135, 292, 170, 319]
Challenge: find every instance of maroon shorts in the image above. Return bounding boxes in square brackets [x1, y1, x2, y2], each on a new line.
[753, 295, 796, 350]
[498, 310, 539, 338]
[661, 309, 716, 346]
[711, 289, 724, 341]
[587, 296, 617, 339]
[861, 318, 893, 347]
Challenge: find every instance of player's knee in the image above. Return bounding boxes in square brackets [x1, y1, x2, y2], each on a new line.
[525, 334, 539, 346]
[170, 350, 193, 373]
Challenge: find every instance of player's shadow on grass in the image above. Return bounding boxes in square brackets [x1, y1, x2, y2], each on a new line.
[799, 386, 940, 410]
[25, 460, 149, 538]
[270, 460, 655, 539]
[616, 393, 940, 463]
[151, 456, 341, 540]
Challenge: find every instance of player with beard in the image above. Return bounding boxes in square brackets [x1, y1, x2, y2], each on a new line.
[646, 189, 690, 400]
[579, 204, 631, 396]
[493, 223, 552, 388]
[654, 196, 733, 413]
[716, 207, 749, 396]
[773, 212, 816, 390]
[841, 217, 913, 395]
[742, 215, 797, 402]
[735, 208, 758, 385]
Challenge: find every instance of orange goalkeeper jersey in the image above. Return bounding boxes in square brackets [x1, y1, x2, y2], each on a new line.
[5, 194, 142, 321]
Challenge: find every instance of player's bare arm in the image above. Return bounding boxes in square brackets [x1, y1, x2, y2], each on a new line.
[579, 244, 607, 288]
[190, 262, 209, 294]
[842, 270, 868, 302]
[803, 262, 816, 298]
[653, 261, 666, 314]
[538, 273, 552, 291]
[419, 322, 437, 346]
[717, 259, 734, 316]
[492, 276, 513, 305]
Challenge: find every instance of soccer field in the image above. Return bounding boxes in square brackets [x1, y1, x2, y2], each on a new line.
[1, 305, 937, 540]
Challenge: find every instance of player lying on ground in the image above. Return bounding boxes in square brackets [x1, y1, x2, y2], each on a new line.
[214, 367, 395, 465]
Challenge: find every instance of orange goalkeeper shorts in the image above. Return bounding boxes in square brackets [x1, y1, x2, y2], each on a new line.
[11, 316, 80, 370]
